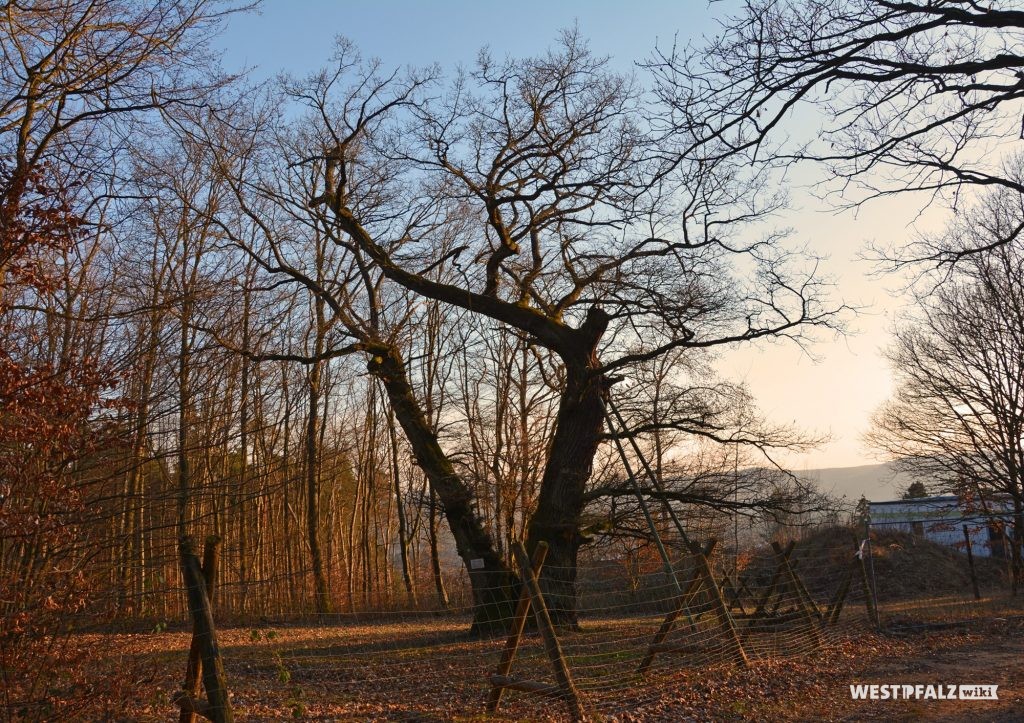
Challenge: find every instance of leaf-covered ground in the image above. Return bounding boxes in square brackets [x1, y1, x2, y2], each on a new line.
[60, 603, 1024, 721]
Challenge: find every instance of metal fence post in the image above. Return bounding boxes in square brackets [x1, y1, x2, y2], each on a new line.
[863, 518, 881, 630]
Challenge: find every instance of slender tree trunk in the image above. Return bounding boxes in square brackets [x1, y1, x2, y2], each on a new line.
[428, 484, 449, 609]
[282, 372, 295, 611]
[1012, 497, 1023, 596]
[176, 301, 193, 542]
[129, 317, 160, 613]
[237, 285, 252, 613]
[387, 403, 417, 607]
[305, 354, 331, 616]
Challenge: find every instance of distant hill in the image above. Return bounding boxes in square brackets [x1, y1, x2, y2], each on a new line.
[798, 462, 917, 503]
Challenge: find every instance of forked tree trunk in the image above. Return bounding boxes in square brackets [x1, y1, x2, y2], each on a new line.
[523, 367, 606, 629]
[369, 347, 515, 634]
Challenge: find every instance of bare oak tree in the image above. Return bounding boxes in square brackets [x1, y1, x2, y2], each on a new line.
[311, 34, 842, 625]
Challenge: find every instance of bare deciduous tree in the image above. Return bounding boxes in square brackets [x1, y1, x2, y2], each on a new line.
[311, 33, 842, 625]
[868, 188, 1024, 590]
[0, 0, 237, 278]
[649, 0, 1024, 265]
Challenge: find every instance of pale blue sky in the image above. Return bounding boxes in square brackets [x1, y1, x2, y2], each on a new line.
[215, 2, 929, 475]
[219, 1, 726, 79]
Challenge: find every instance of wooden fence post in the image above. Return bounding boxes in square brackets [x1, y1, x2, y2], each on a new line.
[719, 574, 748, 614]
[787, 559, 823, 621]
[177, 536, 233, 723]
[486, 543, 549, 713]
[181, 536, 221, 723]
[511, 542, 586, 721]
[753, 541, 795, 617]
[487, 542, 587, 720]
[771, 542, 823, 650]
[689, 542, 749, 668]
[824, 562, 855, 626]
[638, 540, 716, 674]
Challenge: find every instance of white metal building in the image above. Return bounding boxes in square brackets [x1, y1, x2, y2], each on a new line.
[868, 495, 1015, 558]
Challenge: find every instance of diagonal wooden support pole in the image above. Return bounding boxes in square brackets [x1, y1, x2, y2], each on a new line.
[690, 540, 749, 667]
[638, 539, 716, 674]
[486, 542, 548, 713]
[177, 536, 233, 723]
[752, 541, 795, 617]
[824, 559, 856, 626]
[180, 536, 221, 723]
[719, 573, 748, 614]
[736, 576, 754, 601]
[511, 542, 587, 721]
[771, 541, 823, 650]
[772, 557, 804, 616]
[487, 542, 587, 721]
[784, 554, 823, 622]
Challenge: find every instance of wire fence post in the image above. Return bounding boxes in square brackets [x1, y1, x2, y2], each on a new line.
[963, 524, 982, 601]
[862, 519, 881, 631]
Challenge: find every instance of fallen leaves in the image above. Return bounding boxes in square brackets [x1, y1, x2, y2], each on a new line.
[45, 613, 1024, 721]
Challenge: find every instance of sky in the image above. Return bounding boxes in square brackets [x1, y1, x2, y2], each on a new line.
[214, 1, 950, 472]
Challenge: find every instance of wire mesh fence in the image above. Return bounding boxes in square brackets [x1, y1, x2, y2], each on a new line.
[868, 512, 1023, 630]
[4, 507, 1023, 721]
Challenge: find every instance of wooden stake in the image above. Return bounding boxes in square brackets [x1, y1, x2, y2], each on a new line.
[179, 536, 233, 723]
[511, 542, 586, 721]
[963, 524, 981, 601]
[771, 542, 822, 650]
[486, 543, 548, 712]
[691, 541, 749, 667]
[824, 563, 854, 626]
[753, 541, 794, 617]
[787, 559, 823, 621]
[181, 536, 221, 723]
[488, 675, 564, 699]
[736, 576, 754, 600]
[719, 574, 748, 614]
[853, 532, 879, 627]
[638, 540, 716, 674]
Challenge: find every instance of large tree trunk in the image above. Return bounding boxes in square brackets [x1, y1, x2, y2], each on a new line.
[525, 307, 610, 629]
[369, 346, 515, 634]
